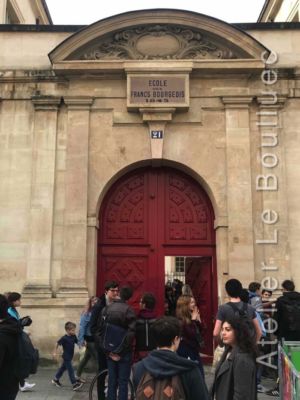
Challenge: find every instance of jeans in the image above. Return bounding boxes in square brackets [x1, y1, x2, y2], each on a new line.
[76, 342, 98, 377]
[55, 359, 76, 384]
[107, 352, 132, 400]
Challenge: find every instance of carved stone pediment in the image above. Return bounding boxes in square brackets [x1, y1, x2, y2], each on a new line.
[67, 24, 250, 61]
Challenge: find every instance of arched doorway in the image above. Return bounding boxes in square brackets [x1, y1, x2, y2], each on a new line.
[98, 166, 217, 357]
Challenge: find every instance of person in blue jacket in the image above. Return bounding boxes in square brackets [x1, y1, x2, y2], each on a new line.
[76, 295, 98, 381]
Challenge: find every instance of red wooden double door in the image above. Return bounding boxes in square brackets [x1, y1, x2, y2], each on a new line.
[98, 166, 217, 356]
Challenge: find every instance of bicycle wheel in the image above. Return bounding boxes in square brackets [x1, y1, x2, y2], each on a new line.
[88, 369, 135, 400]
[89, 369, 108, 400]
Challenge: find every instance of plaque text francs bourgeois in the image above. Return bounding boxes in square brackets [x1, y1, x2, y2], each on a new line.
[128, 75, 188, 107]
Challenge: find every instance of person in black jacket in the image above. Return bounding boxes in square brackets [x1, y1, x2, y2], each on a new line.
[133, 316, 209, 400]
[0, 294, 22, 400]
[275, 279, 300, 341]
[99, 286, 136, 400]
[210, 317, 257, 400]
[90, 280, 119, 400]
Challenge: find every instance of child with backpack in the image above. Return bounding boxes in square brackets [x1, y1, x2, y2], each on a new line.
[52, 321, 83, 391]
[133, 316, 209, 400]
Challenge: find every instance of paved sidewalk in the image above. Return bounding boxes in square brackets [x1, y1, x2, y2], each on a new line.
[16, 367, 279, 400]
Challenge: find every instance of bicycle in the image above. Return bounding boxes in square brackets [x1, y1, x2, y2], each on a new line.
[89, 368, 135, 400]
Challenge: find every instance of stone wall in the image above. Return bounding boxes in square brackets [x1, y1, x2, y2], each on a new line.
[1, 16, 300, 355]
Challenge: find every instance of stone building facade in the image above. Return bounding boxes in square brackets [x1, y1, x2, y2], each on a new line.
[1, 5, 300, 356]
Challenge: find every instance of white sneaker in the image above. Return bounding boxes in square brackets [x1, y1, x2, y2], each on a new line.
[257, 384, 267, 393]
[20, 382, 36, 392]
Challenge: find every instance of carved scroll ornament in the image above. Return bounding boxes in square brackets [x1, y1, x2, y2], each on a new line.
[69, 24, 246, 60]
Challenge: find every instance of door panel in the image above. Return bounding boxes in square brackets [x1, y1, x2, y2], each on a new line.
[101, 255, 149, 310]
[162, 170, 214, 245]
[98, 166, 216, 355]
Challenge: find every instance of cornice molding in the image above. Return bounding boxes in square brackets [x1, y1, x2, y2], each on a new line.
[31, 96, 61, 110]
[256, 95, 287, 108]
[63, 96, 94, 110]
[221, 96, 254, 109]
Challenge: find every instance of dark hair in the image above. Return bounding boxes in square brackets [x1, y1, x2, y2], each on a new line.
[151, 316, 181, 347]
[141, 292, 156, 310]
[0, 294, 9, 319]
[262, 289, 272, 296]
[248, 282, 261, 292]
[104, 281, 119, 291]
[225, 279, 242, 298]
[240, 288, 249, 303]
[282, 280, 295, 292]
[65, 321, 76, 331]
[222, 317, 257, 356]
[7, 292, 21, 306]
[120, 286, 133, 301]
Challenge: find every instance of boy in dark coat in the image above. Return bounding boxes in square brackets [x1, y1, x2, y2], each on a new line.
[133, 316, 209, 400]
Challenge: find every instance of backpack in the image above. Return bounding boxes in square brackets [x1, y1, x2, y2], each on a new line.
[98, 307, 128, 353]
[281, 300, 300, 332]
[227, 302, 256, 338]
[136, 371, 186, 400]
[101, 321, 128, 353]
[15, 331, 39, 379]
[135, 318, 156, 351]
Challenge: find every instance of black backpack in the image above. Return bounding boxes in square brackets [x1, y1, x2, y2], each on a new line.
[227, 302, 256, 338]
[97, 306, 129, 354]
[281, 299, 300, 332]
[135, 318, 156, 352]
[15, 331, 39, 379]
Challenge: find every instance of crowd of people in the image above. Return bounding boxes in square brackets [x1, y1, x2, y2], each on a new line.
[0, 277, 300, 399]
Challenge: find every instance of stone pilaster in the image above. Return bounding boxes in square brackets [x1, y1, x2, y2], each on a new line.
[56, 97, 93, 298]
[255, 96, 288, 283]
[222, 96, 255, 281]
[23, 97, 61, 298]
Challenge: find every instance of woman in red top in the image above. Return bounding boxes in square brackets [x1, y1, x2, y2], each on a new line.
[176, 295, 205, 379]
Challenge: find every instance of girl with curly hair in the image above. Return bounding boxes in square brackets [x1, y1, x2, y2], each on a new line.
[210, 317, 257, 400]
